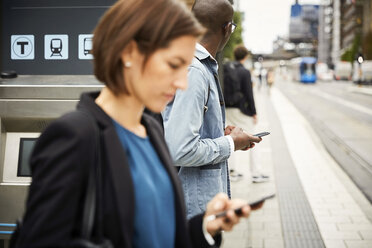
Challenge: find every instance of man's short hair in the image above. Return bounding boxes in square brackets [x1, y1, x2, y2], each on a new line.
[234, 45, 249, 61]
[192, 0, 233, 34]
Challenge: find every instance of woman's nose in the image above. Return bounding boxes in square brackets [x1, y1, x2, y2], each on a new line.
[173, 71, 188, 90]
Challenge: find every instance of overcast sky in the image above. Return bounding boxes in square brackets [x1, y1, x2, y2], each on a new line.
[238, 0, 321, 54]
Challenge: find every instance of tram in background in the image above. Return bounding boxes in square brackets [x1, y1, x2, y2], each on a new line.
[289, 57, 317, 83]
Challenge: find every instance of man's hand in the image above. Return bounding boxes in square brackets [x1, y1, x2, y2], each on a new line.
[253, 115, 258, 125]
[204, 193, 251, 236]
[224, 125, 235, 135]
[229, 127, 261, 151]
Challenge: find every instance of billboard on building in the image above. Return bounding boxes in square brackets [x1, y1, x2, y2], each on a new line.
[289, 4, 319, 43]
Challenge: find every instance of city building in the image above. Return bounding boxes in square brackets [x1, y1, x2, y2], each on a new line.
[332, 0, 341, 65]
[362, 0, 372, 59]
[289, 1, 319, 57]
[340, 0, 363, 59]
[318, 0, 333, 66]
[272, 36, 297, 60]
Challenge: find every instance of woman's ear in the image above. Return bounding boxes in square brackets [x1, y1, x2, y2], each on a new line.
[120, 40, 140, 65]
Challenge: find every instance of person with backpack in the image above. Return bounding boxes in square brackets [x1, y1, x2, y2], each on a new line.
[162, 0, 262, 219]
[224, 45, 270, 183]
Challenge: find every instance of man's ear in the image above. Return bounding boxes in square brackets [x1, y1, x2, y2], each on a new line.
[223, 23, 230, 38]
[120, 40, 139, 64]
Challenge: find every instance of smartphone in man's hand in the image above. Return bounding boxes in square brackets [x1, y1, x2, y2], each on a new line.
[253, 132, 270, 138]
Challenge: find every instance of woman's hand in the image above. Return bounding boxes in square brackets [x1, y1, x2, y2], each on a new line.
[204, 193, 251, 236]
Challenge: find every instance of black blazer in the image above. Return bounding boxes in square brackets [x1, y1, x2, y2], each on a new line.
[16, 92, 218, 248]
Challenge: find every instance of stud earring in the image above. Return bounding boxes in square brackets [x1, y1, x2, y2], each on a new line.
[124, 61, 132, 68]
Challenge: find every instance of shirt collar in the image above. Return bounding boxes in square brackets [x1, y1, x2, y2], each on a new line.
[195, 43, 218, 72]
[195, 43, 217, 64]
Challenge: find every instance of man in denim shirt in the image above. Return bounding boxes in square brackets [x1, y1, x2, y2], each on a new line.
[163, 0, 261, 219]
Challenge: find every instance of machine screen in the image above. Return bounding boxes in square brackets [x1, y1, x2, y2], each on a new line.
[17, 138, 37, 177]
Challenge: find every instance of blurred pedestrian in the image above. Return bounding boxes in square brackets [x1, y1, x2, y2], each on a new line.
[266, 68, 275, 93]
[163, 0, 261, 219]
[11, 0, 252, 247]
[224, 45, 269, 183]
[257, 69, 263, 89]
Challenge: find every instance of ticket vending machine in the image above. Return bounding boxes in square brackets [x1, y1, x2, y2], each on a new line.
[0, 1, 115, 246]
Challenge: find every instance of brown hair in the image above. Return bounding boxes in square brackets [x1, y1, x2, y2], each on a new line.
[234, 45, 249, 61]
[93, 0, 204, 95]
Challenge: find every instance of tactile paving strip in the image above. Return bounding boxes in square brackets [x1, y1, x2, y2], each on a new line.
[267, 98, 326, 248]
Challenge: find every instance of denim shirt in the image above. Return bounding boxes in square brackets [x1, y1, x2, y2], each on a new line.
[163, 44, 231, 218]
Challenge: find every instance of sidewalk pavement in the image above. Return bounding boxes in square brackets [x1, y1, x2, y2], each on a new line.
[221, 86, 372, 248]
[348, 84, 372, 96]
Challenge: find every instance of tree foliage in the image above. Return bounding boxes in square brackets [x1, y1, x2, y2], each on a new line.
[223, 11, 244, 60]
[341, 33, 361, 62]
[362, 31, 372, 60]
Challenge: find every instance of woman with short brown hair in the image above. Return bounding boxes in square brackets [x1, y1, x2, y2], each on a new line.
[13, 0, 251, 247]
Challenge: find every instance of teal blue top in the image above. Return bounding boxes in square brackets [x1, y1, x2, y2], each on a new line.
[113, 120, 175, 248]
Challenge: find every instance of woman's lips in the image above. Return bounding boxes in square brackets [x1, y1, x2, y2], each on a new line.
[164, 93, 175, 101]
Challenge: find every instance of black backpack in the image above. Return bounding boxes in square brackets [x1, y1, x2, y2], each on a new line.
[223, 61, 243, 107]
